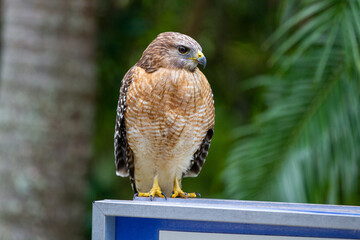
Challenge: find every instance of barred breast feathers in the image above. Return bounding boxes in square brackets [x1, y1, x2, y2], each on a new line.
[124, 66, 215, 177]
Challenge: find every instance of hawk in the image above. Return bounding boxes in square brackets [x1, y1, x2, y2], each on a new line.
[114, 32, 215, 199]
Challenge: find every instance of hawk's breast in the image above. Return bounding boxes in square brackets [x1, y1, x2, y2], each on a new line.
[124, 66, 214, 194]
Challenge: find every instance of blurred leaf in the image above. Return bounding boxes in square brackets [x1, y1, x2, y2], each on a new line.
[224, 0, 360, 205]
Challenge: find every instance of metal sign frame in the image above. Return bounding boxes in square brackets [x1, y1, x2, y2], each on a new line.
[92, 197, 360, 240]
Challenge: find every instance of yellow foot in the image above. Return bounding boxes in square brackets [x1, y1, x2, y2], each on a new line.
[137, 176, 166, 200]
[137, 190, 166, 200]
[171, 178, 200, 198]
[171, 190, 199, 198]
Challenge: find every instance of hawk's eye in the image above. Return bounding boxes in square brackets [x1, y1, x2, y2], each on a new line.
[178, 46, 189, 54]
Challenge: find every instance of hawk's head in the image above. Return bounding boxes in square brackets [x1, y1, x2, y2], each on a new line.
[137, 32, 207, 73]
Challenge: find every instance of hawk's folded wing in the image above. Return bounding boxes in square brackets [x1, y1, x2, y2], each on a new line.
[114, 67, 136, 192]
[184, 127, 214, 177]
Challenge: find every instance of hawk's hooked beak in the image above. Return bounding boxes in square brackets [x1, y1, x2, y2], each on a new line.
[196, 51, 207, 69]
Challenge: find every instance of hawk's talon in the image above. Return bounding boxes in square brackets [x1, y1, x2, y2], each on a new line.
[161, 192, 167, 200]
[171, 190, 187, 198]
[171, 178, 198, 198]
[133, 193, 139, 200]
[137, 176, 165, 200]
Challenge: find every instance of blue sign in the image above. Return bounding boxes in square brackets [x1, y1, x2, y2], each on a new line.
[92, 198, 360, 240]
[116, 216, 359, 240]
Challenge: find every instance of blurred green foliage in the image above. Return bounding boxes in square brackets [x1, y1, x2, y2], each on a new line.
[224, 0, 360, 205]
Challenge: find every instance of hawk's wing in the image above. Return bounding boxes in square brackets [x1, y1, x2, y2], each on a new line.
[114, 67, 137, 192]
[184, 127, 214, 177]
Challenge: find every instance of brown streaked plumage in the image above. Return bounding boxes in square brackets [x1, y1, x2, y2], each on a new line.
[114, 32, 215, 198]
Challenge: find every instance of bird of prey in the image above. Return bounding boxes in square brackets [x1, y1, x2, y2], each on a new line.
[114, 32, 215, 199]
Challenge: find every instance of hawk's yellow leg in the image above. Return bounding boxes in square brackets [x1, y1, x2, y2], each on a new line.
[171, 178, 198, 198]
[137, 176, 166, 200]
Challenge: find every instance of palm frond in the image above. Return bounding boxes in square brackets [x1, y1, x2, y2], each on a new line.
[224, 0, 360, 204]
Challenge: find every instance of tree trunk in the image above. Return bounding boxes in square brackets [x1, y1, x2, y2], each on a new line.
[0, 0, 96, 239]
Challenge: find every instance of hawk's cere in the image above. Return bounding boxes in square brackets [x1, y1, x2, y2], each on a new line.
[114, 32, 215, 199]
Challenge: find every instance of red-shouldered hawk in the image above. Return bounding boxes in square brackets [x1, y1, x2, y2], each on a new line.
[114, 32, 215, 199]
